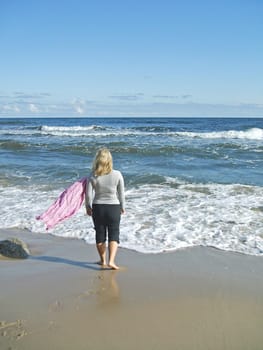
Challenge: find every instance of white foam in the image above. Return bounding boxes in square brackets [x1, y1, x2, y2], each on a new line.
[40, 126, 263, 140]
[120, 182, 263, 254]
[1, 125, 263, 141]
[0, 181, 263, 256]
[0, 128, 38, 136]
[175, 128, 263, 140]
[39, 125, 141, 137]
[37, 126, 263, 141]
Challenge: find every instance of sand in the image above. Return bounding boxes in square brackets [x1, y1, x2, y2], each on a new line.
[1, 228, 263, 350]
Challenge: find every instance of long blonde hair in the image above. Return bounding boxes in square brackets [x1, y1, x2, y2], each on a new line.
[92, 148, 113, 176]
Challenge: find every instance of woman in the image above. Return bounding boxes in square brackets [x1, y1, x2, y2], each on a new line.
[86, 148, 125, 270]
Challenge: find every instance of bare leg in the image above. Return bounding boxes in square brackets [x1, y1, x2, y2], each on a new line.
[96, 243, 107, 266]
[108, 241, 119, 270]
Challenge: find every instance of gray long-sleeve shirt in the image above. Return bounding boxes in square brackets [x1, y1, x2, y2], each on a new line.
[85, 170, 125, 211]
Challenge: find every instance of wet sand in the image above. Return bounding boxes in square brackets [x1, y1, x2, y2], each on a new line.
[1, 228, 263, 350]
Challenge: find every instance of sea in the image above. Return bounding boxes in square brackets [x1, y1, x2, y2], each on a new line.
[0, 117, 263, 255]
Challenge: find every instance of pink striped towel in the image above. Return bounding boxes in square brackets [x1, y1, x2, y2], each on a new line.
[36, 177, 87, 230]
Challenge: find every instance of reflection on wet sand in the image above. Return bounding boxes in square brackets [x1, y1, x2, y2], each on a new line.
[95, 270, 120, 308]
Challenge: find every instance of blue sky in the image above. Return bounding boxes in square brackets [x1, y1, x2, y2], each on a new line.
[0, 0, 263, 117]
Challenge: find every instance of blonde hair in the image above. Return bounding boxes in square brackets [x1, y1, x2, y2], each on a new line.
[92, 148, 113, 176]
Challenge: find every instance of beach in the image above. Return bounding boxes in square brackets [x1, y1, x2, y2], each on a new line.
[1, 228, 263, 350]
[0, 117, 263, 349]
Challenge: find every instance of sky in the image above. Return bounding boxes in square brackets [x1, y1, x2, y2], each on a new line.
[0, 0, 263, 117]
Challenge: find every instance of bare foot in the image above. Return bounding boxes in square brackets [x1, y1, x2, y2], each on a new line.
[108, 263, 119, 270]
[96, 261, 107, 267]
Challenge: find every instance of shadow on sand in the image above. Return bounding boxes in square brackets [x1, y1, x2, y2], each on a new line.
[30, 255, 111, 271]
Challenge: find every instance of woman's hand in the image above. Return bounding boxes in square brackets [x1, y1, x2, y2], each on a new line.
[86, 207, 93, 216]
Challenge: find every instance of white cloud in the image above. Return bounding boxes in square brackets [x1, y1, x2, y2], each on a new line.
[1, 90, 263, 117]
[71, 98, 86, 115]
[28, 103, 39, 113]
[2, 104, 21, 113]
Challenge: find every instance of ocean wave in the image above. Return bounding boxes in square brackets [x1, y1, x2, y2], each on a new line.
[40, 124, 106, 132]
[0, 128, 41, 136]
[0, 140, 29, 150]
[39, 125, 143, 137]
[1, 124, 262, 141]
[0, 181, 262, 256]
[175, 128, 263, 140]
[37, 125, 263, 140]
[38, 126, 263, 141]
[131, 126, 171, 132]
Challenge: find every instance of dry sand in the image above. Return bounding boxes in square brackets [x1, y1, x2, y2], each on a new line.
[1, 228, 263, 350]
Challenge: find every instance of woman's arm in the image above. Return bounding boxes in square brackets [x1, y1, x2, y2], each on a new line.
[117, 173, 125, 214]
[85, 178, 94, 216]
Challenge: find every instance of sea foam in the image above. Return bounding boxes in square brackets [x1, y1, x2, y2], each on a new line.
[175, 128, 263, 140]
[1, 124, 263, 141]
[1, 180, 262, 256]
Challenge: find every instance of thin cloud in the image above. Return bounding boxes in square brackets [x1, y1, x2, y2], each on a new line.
[153, 94, 193, 100]
[14, 92, 51, 99]
[153, 95, 179, 99]
[1, 94, 263, 117]
[2, 104, 21, 113]
[39, 92, 52, 97]
[109, 93, 144, 101]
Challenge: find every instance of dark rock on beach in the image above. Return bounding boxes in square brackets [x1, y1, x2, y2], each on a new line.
[0, 238, 30, 259]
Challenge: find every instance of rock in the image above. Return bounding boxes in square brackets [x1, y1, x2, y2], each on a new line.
[0, 238, 30, 259]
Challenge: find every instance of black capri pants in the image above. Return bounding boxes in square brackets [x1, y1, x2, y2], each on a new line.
[92, 204, 121, 244]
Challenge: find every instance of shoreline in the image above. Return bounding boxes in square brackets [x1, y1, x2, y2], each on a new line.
[1, 228, 263, 350]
